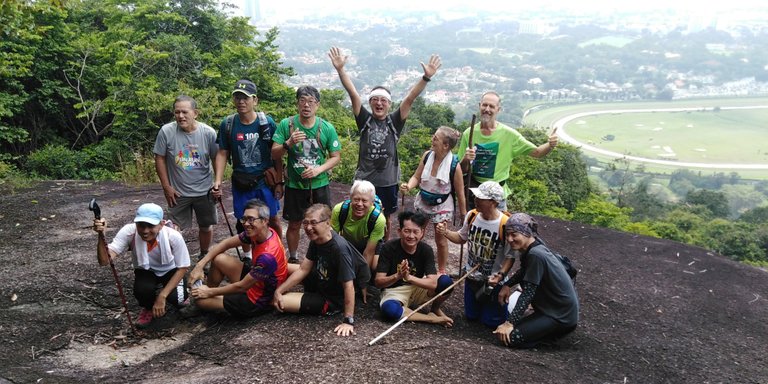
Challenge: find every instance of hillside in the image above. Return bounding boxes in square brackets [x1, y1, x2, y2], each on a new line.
[0, 180, 766, 383]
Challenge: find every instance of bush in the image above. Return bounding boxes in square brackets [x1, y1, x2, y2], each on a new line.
[25, 145, 88, 179]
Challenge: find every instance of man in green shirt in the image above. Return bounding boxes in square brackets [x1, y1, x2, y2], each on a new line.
[272, 86, 341, 263]
[330, 180, 387, 274]
[457, 91, 558, 210]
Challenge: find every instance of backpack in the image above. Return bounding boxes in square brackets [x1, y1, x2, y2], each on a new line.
[420, 150, 459, 205]
[337, 196, 383, 238]
[223, 112, 272, 166]
[553, 251, 578, 280]
[288, 115, 325, 154]
[465, 209, 512, 235]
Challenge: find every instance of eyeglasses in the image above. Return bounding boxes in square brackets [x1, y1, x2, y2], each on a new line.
[369, 97, 390, 104]
[301, 219, 328, 227]
[240, 216, 263, 225]
[297, 98, 317, 106]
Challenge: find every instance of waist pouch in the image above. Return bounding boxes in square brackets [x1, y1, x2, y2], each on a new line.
[231, 171, 262, 191]
[419, 189, 451, 206]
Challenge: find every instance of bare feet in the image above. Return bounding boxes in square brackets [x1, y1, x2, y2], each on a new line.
[429, 309, 454, 328]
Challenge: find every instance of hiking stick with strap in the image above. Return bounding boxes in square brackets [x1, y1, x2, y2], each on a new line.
[458, 114, 477, 277]
[368, 263, 480, 346]
[89, 198, 137, 334]
[217, 196, 242, 260]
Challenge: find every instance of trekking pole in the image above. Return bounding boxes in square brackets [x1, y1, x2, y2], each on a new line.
[458, 114, 477, 277]
[217, 196, 242, 260]
[368, 263, 480, 346]
[89, 198, 137, 334]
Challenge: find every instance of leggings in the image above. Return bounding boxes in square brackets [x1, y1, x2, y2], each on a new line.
[509, 312, 576, 348]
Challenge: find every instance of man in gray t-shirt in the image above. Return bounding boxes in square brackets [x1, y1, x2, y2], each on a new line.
[153, 95, 219, 258]
[329, 46, 442, 237]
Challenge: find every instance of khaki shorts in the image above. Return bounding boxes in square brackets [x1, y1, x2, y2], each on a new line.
[380, 284, 432, 308]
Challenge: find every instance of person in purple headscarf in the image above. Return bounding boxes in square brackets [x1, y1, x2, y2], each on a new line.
[493, 213, 579, 348]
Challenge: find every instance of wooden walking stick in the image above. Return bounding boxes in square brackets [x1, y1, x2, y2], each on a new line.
[89, 198, 137, 334]
[458, 114, 477, 277]
[368, 263, 481, 346]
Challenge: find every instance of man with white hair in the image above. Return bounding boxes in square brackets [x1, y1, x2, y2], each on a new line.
[329, 46, 441, 237]
[331, 180, 386, 273]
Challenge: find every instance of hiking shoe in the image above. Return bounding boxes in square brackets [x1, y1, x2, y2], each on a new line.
[179, 303, 203, 319]
[136, 308, 153, 328]
[287, 256, 300, 264]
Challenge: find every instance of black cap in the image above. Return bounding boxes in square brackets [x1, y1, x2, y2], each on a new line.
[233, 79, 257, 97]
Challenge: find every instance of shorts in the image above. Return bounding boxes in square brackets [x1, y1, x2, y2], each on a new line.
[463, 282, 507, 328]
[298, 292, 342, 315]
[232, 184, 280, 220]
[168, 194, 218, 230]
[222, 259, 270, 318]
[375, 184, 398, 216]
[282, 185, 330, 222]
[380, 284, 431, 309]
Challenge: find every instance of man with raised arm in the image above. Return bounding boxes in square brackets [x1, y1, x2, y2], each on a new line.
[329, 46, 441, 237]
[457, 91, 559, 210]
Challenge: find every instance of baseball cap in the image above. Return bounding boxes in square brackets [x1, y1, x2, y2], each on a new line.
[469, 181, 505, 205]
[134, 203, 163, 225]
[232, 79, 257, 98]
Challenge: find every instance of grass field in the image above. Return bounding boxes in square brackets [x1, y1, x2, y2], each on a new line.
[523, 98, 768, 179]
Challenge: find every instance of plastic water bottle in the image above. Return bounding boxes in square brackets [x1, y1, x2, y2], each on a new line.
[193, 279, 204, 288]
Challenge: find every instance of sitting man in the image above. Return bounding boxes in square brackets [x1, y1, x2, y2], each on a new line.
[186, 199, 288, 318]
[94, 203, 190, 329]
[375, 211, 454, 327]
[330, 180, 386, 274]
[272, 204, 370, 337]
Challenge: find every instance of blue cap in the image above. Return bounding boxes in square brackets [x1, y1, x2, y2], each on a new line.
[134, 203, 163, 225]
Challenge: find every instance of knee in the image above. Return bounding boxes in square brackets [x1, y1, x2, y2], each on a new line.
[198, 225, 212, 233]
[288, 221, 302, 230]
[380, 299, 403, 321]
[436, 275, 453, 295]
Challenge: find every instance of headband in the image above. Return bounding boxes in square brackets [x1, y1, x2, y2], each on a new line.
[368, 88, 392, 102]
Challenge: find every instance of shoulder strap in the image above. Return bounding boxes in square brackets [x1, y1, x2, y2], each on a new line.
[498, 211, 511, 235]
[338, 199, 352, 235]
[256, 111, 271, 141]
[466, 209, 479, 227]
[366, 205, 382, 237]
[315, 117, 325, 154]
[224, 114, 236, 165]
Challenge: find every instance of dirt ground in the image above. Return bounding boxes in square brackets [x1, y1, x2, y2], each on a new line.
[1, 180, 767, 384]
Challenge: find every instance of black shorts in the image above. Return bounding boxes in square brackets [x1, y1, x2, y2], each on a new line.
[375, 184, 398, 216]
[298, 292, 342, 316]
[222, 259, 270, 318]
[282, 185, 331, 221]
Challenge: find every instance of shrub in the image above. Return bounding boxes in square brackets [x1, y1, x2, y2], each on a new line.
[25, 145, 88, 179]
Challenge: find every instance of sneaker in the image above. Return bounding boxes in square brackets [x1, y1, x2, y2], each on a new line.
[287, 256, 299, 264]
[179, 303, 203, 319]
[136, 308, 153, 328]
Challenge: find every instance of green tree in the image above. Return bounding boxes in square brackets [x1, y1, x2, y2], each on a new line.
[686, 189, 730, 218]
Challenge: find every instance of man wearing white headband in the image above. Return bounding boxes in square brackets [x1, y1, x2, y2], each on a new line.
[329, 46, 441, 239]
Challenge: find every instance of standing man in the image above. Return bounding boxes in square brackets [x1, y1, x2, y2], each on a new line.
[272, 204, 369, 337]
[375, 211, 454, 327]
[213, 79, 283, 252]
[271, 86, 341, 263]
[329, 46, 441, 238]
[457, 91, 558, 210]
[437, 181, 515, 328]
[154, 95, 219, 259]
[94, 203, 190, 328]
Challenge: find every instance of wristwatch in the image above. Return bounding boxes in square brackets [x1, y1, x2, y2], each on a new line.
[282, 141, 290, 151]
[342, 316, 355, 326]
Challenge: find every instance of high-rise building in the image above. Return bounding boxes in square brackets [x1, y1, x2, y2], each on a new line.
[243, 0, 261, 24]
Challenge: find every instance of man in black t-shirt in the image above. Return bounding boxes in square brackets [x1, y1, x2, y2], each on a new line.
[272, 204, 369, 337]
[375, 211, 454, 327]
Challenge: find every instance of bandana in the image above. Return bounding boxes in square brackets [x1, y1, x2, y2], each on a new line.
[505, 213, 537, 237]
[368, 88, 392, 102]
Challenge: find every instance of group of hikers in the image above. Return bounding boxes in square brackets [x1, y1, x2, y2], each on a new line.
[92, 48, 579, 348]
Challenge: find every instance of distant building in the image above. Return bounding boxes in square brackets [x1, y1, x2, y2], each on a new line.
[244, 0, 261, 24]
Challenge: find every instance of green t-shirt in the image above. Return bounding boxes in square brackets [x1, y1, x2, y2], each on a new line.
[457, 122, 535, 197]
[330, 202, 386, 253]
[273, 115, 341, 190]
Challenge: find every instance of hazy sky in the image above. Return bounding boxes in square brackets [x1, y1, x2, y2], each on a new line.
[225, 0, 766, 22]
